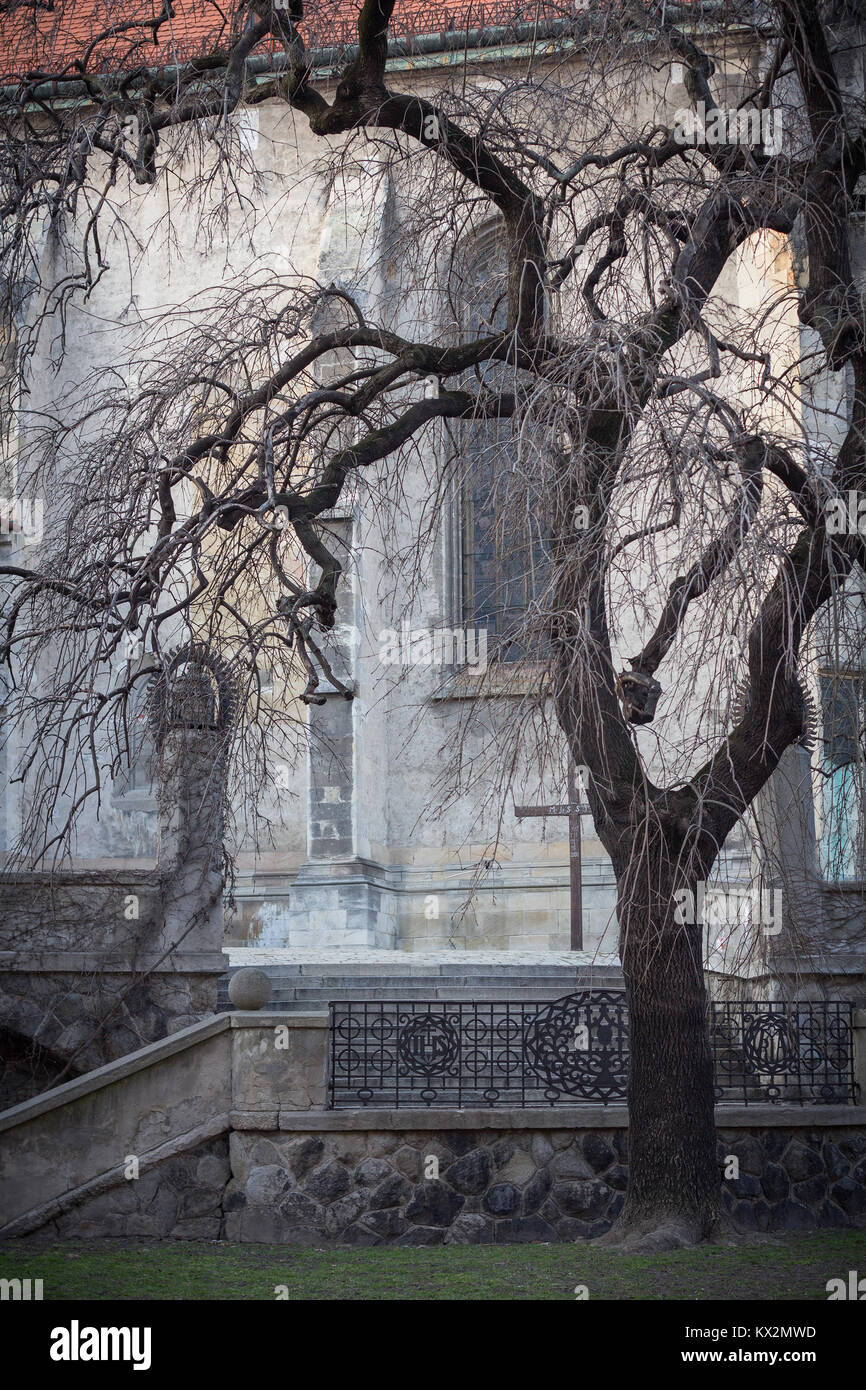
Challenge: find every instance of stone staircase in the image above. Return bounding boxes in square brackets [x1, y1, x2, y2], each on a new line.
[217, 951, 624, 1011]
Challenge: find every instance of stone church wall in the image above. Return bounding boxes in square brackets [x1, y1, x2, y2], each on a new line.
[0, 872, 211, 1093]
[2, 38, 862, 982]
[18, 1120, 866, 1245]
[221, 1122, 866, 1245]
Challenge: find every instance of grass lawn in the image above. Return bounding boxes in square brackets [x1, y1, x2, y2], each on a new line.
[2, 1230, 865, 1300]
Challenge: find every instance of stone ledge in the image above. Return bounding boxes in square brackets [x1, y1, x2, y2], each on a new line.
[229, 1011, 329, 1028]
[0, 950, 226, 973]
[0, 869, 154, 885]
[265, 1104, 866, 1132]
[230, 1110, 280, 1129]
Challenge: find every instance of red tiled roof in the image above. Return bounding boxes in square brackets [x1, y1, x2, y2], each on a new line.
[0, 1, 573, 82]
[2, 1, 229, 77]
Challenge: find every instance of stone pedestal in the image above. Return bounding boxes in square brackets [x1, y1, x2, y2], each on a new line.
[286, 856, 397, 949]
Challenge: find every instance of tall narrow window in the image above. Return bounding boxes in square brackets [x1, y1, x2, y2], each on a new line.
[0, 321, 18, 549]
[115, 675, 156, 802]
[458, 228, 548, 662]
[816, 670, 865, 881]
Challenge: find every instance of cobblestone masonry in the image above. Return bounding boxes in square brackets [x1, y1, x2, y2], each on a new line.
[34, 1125, 866, 1244]
[0, 863, 223, 1104]
[34, 1138, 232, 1242]
[0, 969, 217, 1081]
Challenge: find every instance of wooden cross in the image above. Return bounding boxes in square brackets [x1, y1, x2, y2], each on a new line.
[514, 764, 590, 950]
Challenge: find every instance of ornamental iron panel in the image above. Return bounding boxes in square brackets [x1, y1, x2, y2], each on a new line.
[522, 990, 627, 1102]
[148, 642, 238, 735]
[327, 994, 856, 1109]
[711, 1000, 854, 1106]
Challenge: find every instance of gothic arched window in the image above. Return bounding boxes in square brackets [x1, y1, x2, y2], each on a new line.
[457, 227, 548, 662]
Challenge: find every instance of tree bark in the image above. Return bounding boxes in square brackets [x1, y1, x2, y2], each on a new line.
[610, 851, 722, 1250]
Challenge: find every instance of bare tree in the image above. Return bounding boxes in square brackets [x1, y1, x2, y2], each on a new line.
[1, 0, 865, 1248]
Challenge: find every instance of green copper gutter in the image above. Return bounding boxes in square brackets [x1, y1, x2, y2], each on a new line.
[1, 16, 747, 110]
[1, 19, 580, 108]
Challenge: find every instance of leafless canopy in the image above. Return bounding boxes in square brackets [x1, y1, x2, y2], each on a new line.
[1, 0, 865, 1244]
[0, 0, 861, 873]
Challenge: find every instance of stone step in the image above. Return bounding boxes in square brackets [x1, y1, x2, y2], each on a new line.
[223, 952, 621, 976]
[217, 960, 624, 1011]
[218, 979, 620, 992]
[223, 963, 621, 978]
[266, 973, 621, 988]
[219, 962, 623, 974]
[267, 963, 601, 972]
[220, 965, 622, 977]
[270, 990, 601, 1004]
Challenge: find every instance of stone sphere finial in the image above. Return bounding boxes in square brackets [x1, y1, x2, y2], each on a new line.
[228, 967, 272, 1010]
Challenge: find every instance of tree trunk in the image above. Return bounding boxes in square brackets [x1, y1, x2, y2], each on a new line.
[605, 854, 722, 1251]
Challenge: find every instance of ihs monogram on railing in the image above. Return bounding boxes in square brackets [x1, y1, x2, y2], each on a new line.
[328, 995, 856, 1109]
[712, 1002, 855, 1105]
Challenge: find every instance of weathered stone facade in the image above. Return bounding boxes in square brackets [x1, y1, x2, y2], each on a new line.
[224, 1126, 627, 1245]
[221, 1125, 866, 1245]
[0, 964, 216, 1093]
[39, 1137, 231, 1243]
[0, 718, 228, 1103]
[21, 1123, 866, 1245]
[0, 869, 224, 1105]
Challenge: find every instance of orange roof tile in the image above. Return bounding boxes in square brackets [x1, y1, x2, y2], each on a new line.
[0, 1, 577, 82]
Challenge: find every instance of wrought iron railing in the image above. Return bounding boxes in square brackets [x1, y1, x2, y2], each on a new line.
[710, 1000, 855, 1106]
[327, 993, 857, 1109]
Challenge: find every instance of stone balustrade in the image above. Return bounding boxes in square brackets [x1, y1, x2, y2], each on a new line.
[0, 1007, 863, 1244]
